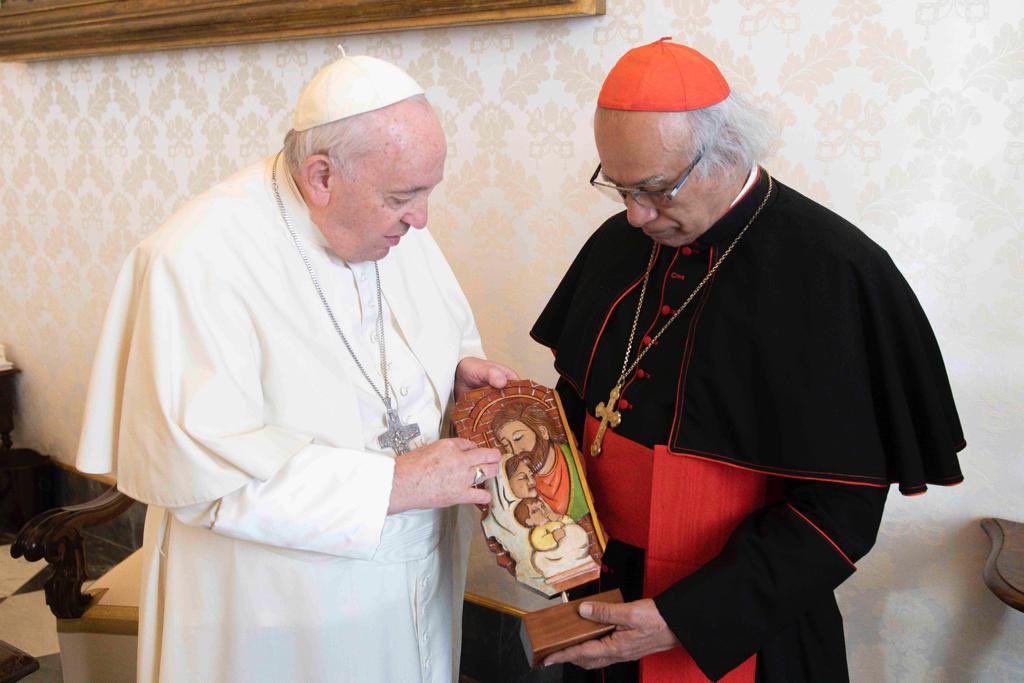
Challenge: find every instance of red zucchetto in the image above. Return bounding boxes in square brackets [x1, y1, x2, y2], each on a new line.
[597, 37, 730, 112]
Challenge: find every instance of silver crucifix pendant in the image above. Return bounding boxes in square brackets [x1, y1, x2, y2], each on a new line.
[378, 408, 421, 455]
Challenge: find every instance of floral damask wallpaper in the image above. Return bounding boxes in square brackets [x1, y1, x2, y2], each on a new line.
[1, 0, 1021, 679]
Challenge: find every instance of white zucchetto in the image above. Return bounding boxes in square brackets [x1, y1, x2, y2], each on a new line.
[291, 54, 425, 132]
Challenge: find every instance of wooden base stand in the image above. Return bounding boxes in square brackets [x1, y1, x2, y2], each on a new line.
[520, 589, 624, 667]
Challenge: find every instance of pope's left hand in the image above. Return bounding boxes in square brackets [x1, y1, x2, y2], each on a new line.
[454, 357, 518, 400]
[542, 599, 680, 669]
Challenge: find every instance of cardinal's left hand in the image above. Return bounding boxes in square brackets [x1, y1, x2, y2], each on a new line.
[542, 598, 680, 669]
[454, 357, 518, 400]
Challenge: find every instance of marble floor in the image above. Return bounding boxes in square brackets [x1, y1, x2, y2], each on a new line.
[0, 534, 134, 683]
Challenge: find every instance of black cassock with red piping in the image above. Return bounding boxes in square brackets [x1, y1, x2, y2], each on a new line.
[530, 169, 964, 682]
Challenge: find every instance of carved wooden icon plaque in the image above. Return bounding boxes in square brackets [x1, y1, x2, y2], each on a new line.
[454, 379, 622, 666]
[453, 379, 607, 596]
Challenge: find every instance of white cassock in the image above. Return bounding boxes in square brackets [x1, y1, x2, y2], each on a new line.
[76, 154, 482, 682]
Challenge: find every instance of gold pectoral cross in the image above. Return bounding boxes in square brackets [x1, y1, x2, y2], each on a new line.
[590, 385, 622, 457]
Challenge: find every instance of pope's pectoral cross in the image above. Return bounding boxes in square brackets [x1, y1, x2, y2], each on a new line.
[590, 385, 622, 457]
[378, 408, 420, 455]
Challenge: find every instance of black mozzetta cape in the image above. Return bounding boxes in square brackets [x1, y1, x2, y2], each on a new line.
[532, 169, 965, 496]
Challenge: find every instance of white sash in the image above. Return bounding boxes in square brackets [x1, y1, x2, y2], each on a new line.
[371, 507, 444, 563]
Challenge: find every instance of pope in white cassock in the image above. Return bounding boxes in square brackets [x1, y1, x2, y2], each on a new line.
[74, 53, 516, 682]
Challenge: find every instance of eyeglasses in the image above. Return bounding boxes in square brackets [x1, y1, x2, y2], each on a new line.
[590, 153, 703, 208]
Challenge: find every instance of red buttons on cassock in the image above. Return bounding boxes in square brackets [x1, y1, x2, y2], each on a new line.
[670, 272, 686, 280]
[636, 369, 649, 379]
[660, 304, 673, 316]
[642, 335, 652, 346]
[617, 399, 632, 410]
[681, 246, 693, 256]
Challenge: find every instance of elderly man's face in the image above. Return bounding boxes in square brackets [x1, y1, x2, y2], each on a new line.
[321, 98, 446, 262]
[594, 108, 718, 247]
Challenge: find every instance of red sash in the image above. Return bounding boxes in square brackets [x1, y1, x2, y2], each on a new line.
[583, 415, 767, 682]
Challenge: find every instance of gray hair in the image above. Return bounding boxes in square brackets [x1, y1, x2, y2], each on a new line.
[659, 91, 776, 182]
[282, 94, 428, 176]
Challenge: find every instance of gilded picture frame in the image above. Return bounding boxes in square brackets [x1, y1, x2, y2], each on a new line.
[0, 0, 604, 62]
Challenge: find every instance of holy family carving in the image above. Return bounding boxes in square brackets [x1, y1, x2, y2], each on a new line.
[454, 380, 605, 597]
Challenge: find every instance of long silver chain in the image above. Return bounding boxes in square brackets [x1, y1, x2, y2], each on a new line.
[270, 153, 394, 411]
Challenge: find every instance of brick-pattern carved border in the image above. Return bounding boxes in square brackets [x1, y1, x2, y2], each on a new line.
[452, 379, 563, 451]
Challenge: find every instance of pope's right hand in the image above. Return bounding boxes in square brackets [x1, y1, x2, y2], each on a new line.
[387, 438, 500, 514]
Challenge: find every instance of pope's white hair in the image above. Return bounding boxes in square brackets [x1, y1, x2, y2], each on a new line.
[282, 94, 428, 176]
[658, 92, 775, 181]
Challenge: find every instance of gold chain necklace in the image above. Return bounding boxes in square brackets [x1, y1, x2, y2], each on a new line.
[590, 173, 774, 456]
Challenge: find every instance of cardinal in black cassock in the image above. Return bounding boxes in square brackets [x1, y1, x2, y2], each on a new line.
[532, 39, 964, 683]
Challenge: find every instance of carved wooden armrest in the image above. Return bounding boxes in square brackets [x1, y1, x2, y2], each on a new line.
[0, 639, 39, 683]
[9, 486, 134, 618]
[980, 517, 1024, 613]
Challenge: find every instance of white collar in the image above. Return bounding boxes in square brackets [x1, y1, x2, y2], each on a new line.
[728, 164, 760, 209]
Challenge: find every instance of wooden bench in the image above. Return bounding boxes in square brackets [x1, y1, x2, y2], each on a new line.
[981, 518, 1024, 613]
